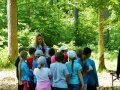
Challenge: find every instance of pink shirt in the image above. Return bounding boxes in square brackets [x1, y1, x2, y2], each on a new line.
[51, 55, 56, 63]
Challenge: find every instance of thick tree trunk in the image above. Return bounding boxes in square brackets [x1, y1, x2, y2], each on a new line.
[7, 0, 18, 62]
[98, 8, 106, 71]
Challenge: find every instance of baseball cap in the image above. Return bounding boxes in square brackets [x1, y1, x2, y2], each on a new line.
[37, 56, 46, 64]
[35, 50, 43, 56]
[60, 46, 68, 51]
[67, 50, 76, 59]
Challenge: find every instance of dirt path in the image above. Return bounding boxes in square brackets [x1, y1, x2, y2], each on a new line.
[0, 69, 119, 90]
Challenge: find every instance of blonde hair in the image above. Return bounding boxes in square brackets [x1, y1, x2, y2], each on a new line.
[18, 51, 27, 80]
[38, 63, 44, 69]
[35, 33, 44, 46]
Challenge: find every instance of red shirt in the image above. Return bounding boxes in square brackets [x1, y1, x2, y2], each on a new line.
[27, 57, 34, 69]
[62, 53, 68, 64]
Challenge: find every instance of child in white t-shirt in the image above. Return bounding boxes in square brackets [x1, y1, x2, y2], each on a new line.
[33, 56, 51, 90]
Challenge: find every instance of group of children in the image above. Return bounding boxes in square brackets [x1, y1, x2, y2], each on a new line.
[15, 46, 98, 90]
[15, 34, 98, 90]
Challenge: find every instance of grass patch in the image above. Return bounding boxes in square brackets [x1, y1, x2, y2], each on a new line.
[0, 47, 15, 69]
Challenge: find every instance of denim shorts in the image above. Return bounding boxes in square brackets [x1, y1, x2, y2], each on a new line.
[68, 84, 80, 90]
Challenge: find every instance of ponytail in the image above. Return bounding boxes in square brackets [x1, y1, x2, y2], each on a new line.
[38, 63, 41, 69]
[38, 63, 44, 69]
[71, 57, 76, 72]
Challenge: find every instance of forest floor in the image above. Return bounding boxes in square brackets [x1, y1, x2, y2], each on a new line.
[0, 69, 120, 90]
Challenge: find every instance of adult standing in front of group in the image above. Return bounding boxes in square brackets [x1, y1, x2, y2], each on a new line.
[33, 33, 47, 56]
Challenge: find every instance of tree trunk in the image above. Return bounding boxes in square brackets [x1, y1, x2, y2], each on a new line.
[7, 0, 18, 62]
[26, 0, 30, 24]
[98, 8, 106, 71]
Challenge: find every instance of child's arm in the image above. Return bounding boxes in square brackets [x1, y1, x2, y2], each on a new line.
[78, 70, 84, 90]
[48, 69, 52, 80]
[24, 63, 32, 76]
[64, 65, 69, 83]
[86, 60, 93, 72]
[87, 66, 93, 72]
[65, 74, 69, 83]
[18, 59, 23, 85]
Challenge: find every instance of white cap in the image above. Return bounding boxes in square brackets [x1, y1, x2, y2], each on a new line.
[67, 50, 76, 59]
[35, 50, 43, 56]
[60, 46, 67, 51]
[37, 56, 46, 64]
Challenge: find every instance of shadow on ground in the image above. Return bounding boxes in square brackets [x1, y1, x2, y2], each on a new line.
[0, 69, 119, 90]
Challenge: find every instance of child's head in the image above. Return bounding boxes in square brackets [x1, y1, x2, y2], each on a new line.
[28, 47, 36, 56]
[67, 50, 76, 72]
[83, 47, 92, 57]
[37, 56, 46, 69]
[18, 47, 25, 54]
[60, 46, 68, 53]
[35, 50, 43, 59]
[48, 48, 55, 57]
[55, 52, 64, 62]
[35, 33, 44, 45]
[20, 50, 27, 60]
[67, 50, 76, 60]
[76, 49, 83, 59]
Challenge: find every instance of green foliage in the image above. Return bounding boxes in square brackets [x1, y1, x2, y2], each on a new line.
[0, 29, 7, 48]
[53, 41, 79, 51]
[0, 47, 13, 68]
[0, 0, 120, 69]
[0, 0, 118, 49]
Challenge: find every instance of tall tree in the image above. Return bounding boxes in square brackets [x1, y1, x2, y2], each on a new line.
[7, 0, 18, 62]
[79, 0, 111, 71]
[98, 8, 106, 71]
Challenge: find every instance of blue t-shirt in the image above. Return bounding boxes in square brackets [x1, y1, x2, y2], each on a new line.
[21, 60, 32, 81]
[50, 62, 69, 88]
[87, 58, 99, 86]
[75, 59, 91, 84]
[32, 60, 38, 84]
[32, 60, 38, 69]
[65, 61, 82, 84]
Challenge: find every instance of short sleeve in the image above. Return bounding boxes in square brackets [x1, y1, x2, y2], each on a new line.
[78, 64, 82, 71]
[47, 68, 51, 76]
[86, 60, 91, 68]
[74, 59, 79, 63]
[33, 68, 37, 76]
[44, 43, 47, 50]
[33, 44, 36, 49]
[63, 65, 69, 75]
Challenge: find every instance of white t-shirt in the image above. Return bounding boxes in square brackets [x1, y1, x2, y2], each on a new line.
[33, 67, 51, 82]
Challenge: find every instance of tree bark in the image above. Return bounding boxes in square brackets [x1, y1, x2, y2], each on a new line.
[98, 8, 106, 71]
[7, 0, 18, 62]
